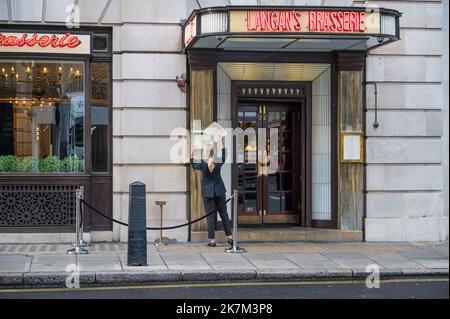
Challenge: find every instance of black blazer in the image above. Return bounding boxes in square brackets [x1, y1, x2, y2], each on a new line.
[190, 148, 226, 198]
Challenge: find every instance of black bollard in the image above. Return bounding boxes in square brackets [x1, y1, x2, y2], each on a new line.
[127, 181, 147, 266]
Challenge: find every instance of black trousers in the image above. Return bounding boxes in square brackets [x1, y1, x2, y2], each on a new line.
[203, 194, 232, 240]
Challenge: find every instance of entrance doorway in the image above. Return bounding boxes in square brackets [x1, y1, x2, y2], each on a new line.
[234, 102, 302, 225]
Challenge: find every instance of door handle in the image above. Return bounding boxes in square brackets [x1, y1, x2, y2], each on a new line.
[263, 149, 268, 176]
[257, 151, 262, 177]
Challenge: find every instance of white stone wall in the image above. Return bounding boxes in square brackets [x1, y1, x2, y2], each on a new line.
[110, 0, 193, 242]
[363, 0, 448, 242]
[1, 0, 447, 243]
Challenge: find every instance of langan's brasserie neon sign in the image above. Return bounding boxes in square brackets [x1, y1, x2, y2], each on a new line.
[246, 10, 365, 32]
[229, 9, 380, 34]
[0, 32, 81, 48]
[0, 31, 91, 54]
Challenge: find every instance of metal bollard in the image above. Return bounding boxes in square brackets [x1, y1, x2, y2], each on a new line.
[127, 181, 147, 266]
[154, 201, 169, 246]
[72, 186, 89, 248]
[225, 189, 246, 253]
[67, 187, 88, 255]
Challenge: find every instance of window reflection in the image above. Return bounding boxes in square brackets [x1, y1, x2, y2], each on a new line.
[90, 63, 110, 172]
[0, 60, 84, 173]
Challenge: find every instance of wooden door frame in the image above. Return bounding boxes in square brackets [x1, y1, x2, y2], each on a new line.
[231, 80, 315, 228]
[262, 102, 302, 225]
[187, 49, 343, 232]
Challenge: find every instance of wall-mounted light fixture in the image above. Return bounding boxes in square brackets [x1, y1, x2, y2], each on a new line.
[176, 73, 188, 93]
[364, 81, 379, 129]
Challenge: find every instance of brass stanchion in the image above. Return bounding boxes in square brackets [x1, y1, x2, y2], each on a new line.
[225, 189, 246, 253]
[154, 201, 169, 246]
[67, 187, 88, 255]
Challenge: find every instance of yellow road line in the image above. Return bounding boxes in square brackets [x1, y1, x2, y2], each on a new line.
[0, 277, 447, 293]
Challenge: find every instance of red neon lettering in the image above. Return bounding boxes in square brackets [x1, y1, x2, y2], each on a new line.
[293, 11, 302, 31]
[67, 36, 81, 48]
[38, 35, 50, 47]
[270, 11, 279, 30]
[359, 12, 365, 31]
[307, 10, 365, 32]
[309, 11, 316, 31]
[0, 32, 82, 49]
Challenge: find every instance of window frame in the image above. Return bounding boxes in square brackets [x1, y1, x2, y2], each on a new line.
[0, 55, 90, 176]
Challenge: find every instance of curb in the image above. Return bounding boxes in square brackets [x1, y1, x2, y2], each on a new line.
[0, 268, 448, 289]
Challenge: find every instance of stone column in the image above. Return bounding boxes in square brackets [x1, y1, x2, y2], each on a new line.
[336, 52, 366, 230]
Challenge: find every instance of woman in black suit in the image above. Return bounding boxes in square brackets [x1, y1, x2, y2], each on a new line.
[190, 137, 233, 247]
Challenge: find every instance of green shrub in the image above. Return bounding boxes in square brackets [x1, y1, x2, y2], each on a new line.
[62, 156, 84, 173]
[0, 155, 18, 172]
[0, 155, 84, 173]
[38, 156, 62, 173]
[17, 156, 40, 173]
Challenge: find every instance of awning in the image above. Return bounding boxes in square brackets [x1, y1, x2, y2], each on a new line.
[182, 6, 400, 52]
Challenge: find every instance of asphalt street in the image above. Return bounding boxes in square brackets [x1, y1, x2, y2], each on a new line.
[0, 278, 448, 299]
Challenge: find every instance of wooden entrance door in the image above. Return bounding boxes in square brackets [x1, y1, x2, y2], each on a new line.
[235, 103, 302, 225]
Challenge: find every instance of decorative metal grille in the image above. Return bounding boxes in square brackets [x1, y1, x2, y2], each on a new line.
[0, 185, 77, 227]
[238, 86, 306, 98]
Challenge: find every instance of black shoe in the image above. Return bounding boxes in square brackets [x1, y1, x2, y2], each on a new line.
[227, 238, 233, 246]
[207, 242, 216, 247]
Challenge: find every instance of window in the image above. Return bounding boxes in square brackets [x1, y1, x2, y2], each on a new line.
[0, 60, 85, 173]
[90, 62, 110, 172]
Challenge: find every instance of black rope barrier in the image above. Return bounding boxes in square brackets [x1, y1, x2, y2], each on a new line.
[80, 196, 233, 231]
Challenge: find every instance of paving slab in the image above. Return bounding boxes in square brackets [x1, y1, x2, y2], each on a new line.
[283, 252, 331, 262]
[30, 262, 75, 272]
[246, 259, 299, 270]
[78, 261, 123, 271]
[208, 261, 256, 270]
[292, 260, 342, 270]
[120, 253, 168, 271]
[374, 259, 426, 270]
[32, 254, 76, 264]
[159, 253, 207, 262]
[414, 259, 449, 269]
[76, 253, 121, 261]
[322, 252, 369, 260]
[166, 261, 212, 271]
[398, 250, 447, 259]
[243, 253, 289, 261]
[201, 253, 248, 262]
[360, 252, 411, 261]
[0, 254, 32, 262]
[0, 261, 31, 273]
[332, 259, 383, 269]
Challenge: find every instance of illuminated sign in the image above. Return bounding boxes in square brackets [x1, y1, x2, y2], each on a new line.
[184, 16, 197, 46]
[230, 10, 380, 34]
[0, 32, 91, 54]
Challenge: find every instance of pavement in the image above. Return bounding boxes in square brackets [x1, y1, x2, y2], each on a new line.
[0, 241, 448, 288]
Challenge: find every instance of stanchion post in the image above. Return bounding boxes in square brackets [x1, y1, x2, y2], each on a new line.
[67, 187, 88, 255]
[73, 186, 89, 247]
[225, 189, 246, 253]
[155, 201, 168, 246]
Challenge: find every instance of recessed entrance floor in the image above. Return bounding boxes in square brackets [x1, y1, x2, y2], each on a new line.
[191, 228, 363, 243]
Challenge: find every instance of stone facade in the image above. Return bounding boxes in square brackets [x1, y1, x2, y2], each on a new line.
[0, 0, 448, 242]
[363, 0, 448, 241]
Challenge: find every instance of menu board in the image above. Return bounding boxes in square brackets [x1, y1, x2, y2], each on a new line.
[341, 131, 364, 163]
